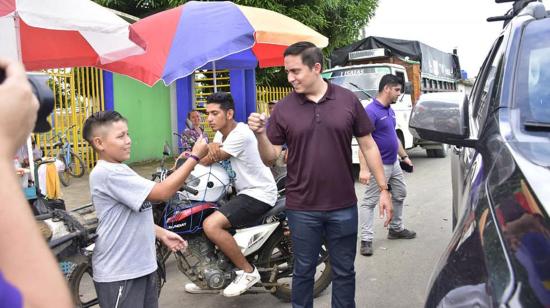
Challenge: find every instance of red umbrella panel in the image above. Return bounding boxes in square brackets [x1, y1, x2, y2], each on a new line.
[0, 0, 146, 70]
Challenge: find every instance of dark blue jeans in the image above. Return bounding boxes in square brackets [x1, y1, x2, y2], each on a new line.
[286, 206, 358, 308]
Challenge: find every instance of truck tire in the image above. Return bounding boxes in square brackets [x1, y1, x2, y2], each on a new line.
[426, 144, 448, 158]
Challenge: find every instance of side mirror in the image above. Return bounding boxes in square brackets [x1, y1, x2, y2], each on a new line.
[409, 92, 476, 148]
[163, 142, 171, 157]
[404, 82, 412, 95]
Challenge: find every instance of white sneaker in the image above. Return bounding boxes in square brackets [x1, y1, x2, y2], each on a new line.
[222, 267, 261, 297]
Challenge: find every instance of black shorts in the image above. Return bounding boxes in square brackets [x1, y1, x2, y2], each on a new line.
[218, 194, 272, 228]
[94, 271, 158, 308]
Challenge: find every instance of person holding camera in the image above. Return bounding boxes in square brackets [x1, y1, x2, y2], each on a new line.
[0, 57, 72, 307]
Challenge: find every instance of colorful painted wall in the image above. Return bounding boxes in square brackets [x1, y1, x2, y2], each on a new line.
[112, 74, 172, 163]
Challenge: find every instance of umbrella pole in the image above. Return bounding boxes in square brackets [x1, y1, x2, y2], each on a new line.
[212, 61, 217, 92]
[14, 12, 36, 184]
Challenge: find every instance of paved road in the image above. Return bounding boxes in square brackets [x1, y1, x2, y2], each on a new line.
[67, 147, 453, 308]
[157, 148, 453, 308]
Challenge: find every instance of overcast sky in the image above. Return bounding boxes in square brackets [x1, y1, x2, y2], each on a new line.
[362, 0, 515, 78]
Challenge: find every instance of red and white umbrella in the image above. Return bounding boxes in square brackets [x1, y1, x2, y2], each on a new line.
[0, 0, 145, 70]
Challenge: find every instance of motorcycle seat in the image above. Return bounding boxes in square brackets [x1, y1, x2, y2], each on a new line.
[234, 197, 286, 229]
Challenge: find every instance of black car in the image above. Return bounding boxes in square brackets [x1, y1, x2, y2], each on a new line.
[409, 0, 550, 307]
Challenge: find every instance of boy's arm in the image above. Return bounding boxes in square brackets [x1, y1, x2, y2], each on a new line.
[148, 138, 209, 201]
[154, 225, 187, 252]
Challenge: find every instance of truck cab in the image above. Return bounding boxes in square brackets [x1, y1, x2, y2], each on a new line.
[323, 63, 414, 164]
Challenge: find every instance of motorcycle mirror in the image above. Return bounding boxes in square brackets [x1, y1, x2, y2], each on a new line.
[163, 142, 171, 156]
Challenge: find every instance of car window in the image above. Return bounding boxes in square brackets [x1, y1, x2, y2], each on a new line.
[515, 18, 550, 125]
[470, 36, 505, 136]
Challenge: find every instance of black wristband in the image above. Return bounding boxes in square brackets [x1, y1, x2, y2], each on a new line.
[188, 154, 200, 162]
[401, 155, 408, 159]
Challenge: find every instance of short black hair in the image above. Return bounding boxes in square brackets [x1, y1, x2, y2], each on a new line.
[82, 111, 127, 145]
[206, 92, 234, 112]
[378, 74, 403, 93]
[187, 109, 200, 119]
[284, 41, 324, 71]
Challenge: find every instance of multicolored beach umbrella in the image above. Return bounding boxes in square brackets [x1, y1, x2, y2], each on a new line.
[102, 1, 328, 86]
[0, 0, 145, 70]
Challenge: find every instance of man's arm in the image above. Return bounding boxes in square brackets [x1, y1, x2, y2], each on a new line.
[397, 140, 413, 167]
[0, 57, 72, 308]
[199, 143, 231, 166]
[356, 134, 393, 226]
[248, 113, 282, 166]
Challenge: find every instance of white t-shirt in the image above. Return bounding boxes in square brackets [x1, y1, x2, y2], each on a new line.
[213, 123, 277, 206]
[89, 160, 156, 282]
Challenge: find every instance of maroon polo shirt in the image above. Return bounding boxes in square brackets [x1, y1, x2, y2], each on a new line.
[267, 82, 374, 211]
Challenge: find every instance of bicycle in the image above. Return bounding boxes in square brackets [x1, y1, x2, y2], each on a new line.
[46, 124, 86, 186]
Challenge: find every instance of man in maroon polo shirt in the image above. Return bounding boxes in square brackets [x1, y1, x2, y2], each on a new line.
[248, 42, 392, 308]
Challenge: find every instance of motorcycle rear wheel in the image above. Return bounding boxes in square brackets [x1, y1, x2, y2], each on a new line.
[257, 230, 332, 302]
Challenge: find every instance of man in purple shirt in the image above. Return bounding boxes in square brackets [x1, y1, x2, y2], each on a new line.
[248, 42, 392, 308]
[0, 272, 21, 308]
[358, 74, 416, 257]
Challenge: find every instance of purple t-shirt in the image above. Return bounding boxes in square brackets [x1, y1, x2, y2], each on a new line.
[267, 82, 374, 211]
[365, 99, 399, 165]
[0, 272, 22, 308]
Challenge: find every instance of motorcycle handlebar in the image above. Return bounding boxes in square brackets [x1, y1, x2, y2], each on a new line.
[48, 230, 84, 249]
[181, 185, 199, 195]
[151, 171, 198, 195]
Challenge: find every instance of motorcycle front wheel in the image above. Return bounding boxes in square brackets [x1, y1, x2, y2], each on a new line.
[68, 262, 98, 308]
[257, 230, 332, 302]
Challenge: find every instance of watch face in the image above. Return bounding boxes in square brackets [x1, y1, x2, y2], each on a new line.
[387, 184, 392, 191]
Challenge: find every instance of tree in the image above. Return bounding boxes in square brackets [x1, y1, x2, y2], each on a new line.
[95, 0, 378, 86]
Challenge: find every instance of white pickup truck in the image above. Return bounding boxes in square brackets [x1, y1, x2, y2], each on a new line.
[323, 63, 448, 163]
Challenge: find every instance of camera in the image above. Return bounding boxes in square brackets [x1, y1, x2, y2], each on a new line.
[0, 68, 54, 133]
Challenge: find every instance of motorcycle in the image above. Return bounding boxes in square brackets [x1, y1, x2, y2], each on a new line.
[151, 148, 332, 301]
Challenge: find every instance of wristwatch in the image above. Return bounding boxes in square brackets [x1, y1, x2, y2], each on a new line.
[379, 183, 392, 192]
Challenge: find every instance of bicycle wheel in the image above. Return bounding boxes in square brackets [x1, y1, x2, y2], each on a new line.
[68, 262, 98, 308]
[57, 154, 71, 187]
[66, 151, 86, 178]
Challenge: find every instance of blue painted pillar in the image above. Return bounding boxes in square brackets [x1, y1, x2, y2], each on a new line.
[244, 69, 257, 117]
[175, 76, 194, 134]
[102, 71, 114, 111]
[229, 68, 256, 122]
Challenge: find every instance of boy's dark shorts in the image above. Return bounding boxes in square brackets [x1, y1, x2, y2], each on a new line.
[218, 194, 272, 228]
[94, 271, 158, 308]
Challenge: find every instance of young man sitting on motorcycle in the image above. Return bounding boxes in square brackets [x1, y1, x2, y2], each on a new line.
[184, 92, 278, 297]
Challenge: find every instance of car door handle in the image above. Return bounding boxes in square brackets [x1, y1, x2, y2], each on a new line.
[452, 146, 463, 155]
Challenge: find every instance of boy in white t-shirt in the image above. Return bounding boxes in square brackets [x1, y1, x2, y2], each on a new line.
[184, 92, 277, 297]
[82, 111, 208, 308]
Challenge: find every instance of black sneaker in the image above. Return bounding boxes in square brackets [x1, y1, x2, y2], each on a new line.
[387, 228, 416, 239]
[360, 241, 373, 256]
